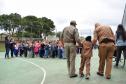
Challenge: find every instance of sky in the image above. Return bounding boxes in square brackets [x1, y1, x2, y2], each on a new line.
[0, 0, 126, 37]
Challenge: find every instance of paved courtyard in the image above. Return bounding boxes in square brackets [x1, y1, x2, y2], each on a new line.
[0, 49, 126, 84]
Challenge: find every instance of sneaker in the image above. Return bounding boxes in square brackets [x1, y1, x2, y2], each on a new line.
[70, 74, 78, 78]
[97, 72, 104, 76]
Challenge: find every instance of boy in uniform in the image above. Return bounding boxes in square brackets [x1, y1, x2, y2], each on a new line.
[79, 36, 93, 79]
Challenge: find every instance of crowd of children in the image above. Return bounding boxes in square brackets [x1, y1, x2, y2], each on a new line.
[5, 37, 65, 59]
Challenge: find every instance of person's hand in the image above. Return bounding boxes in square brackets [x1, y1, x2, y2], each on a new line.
[61, 41, 64, 47]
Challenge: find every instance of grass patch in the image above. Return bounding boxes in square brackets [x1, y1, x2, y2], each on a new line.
[0, 42, 5, 52]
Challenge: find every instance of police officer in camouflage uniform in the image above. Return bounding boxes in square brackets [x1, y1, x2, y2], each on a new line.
[61, 20, 80, 78]
[93, 23, 115, 79]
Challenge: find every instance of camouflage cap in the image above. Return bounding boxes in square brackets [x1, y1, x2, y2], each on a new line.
[70, 20, 77, 25]
[95, 23, 100, 28]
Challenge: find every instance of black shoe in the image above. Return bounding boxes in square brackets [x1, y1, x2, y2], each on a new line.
[97, 72, 104, 76]
[70, 74, 78, 78]
[85, 75, 90, 80]
[106, 76, 111, 79]
[80, 74, 84, 77]
[114, 64, 118, 68]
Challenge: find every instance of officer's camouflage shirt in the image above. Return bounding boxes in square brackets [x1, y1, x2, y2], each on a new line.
[61, 25, 80, 44]
[93, 25, 115, 44]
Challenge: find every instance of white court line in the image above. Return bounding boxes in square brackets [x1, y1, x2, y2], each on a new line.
[19, 59, 46, 84]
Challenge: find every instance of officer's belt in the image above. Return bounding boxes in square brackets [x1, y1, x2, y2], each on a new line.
[64, 41, 75, 43]
[100, 38, 114, 44]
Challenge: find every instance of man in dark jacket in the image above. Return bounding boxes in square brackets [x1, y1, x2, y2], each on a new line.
[5, 35, 10, 59]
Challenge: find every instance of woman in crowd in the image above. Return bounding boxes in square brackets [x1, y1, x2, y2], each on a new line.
[34, 40, 40, 57]
[115, 24, 126, 67]
[14, 40, 19, 57]
[39, 42, 45, 58]
[5, 35, 10, 59]
[10, 38, 15, 58]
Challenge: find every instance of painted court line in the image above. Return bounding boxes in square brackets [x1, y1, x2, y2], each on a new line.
[19, 59, 46, 84]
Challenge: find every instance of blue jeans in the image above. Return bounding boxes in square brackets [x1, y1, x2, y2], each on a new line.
[58, 48, 62, 58]
[45, 50, 49, 58]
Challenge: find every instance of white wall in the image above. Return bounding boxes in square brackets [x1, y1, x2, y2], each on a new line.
[122, 4, 126, 29]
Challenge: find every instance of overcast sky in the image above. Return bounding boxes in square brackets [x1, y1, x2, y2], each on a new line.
[0, 0, 126, 36]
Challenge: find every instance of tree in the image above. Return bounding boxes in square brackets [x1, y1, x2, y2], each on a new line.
[22, 16, 55, 38]
[22, 15, 38, 38]
[9, 13, 21, 36]
[0, 13, 56, 38]
[0, 13, 21, 36]
[40, 17, 55, 36]
[0, 14, 11, 34]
